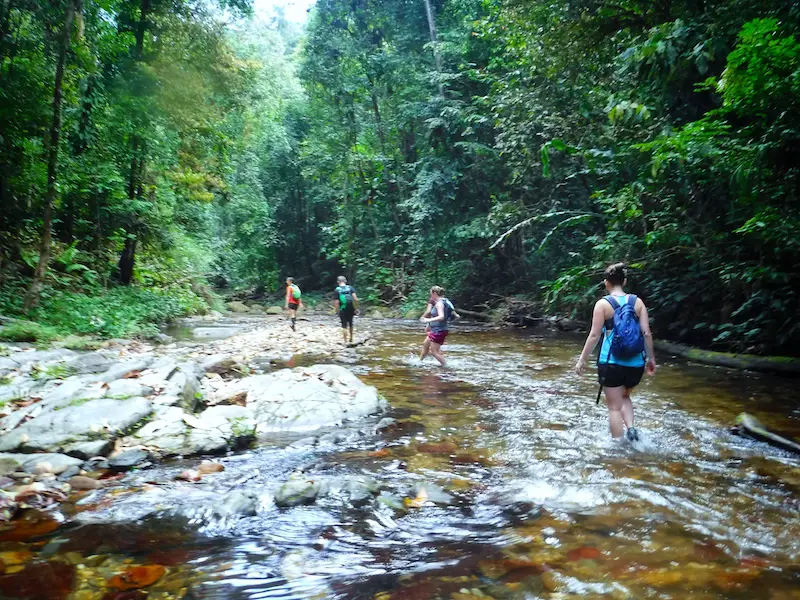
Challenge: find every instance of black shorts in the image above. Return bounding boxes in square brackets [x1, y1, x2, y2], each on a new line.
[339, 306, 355, 328]
[288, 302, 299, 310]
[598, 363, 644, 389]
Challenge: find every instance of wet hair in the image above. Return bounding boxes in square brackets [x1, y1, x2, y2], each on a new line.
[286, 277, 294, 284]
[337, 276, 347, 284]
[603, 263, 627, 286]
[430, 285, 445, 296]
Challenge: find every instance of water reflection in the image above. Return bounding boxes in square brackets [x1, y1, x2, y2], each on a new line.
[1, 322, 798, 599]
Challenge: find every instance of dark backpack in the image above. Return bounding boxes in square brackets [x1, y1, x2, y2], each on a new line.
[606, 295, 645, 358]
[442, 298, 456, 322]
[338, 285, 354, 308]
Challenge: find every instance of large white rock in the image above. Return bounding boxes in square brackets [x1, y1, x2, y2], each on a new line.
[0, 396, 152, 452]
[215, 364, 386, 434]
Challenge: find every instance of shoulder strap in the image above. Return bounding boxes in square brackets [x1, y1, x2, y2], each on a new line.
[605, 295, 620, 310]
[626, 294, 637, 307]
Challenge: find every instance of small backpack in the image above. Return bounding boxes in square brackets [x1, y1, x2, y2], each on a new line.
[442, 298, 457, 322]
[606, 295, 644, 358]
[338, 285, 354, 308]
[290, 284, 302, 300]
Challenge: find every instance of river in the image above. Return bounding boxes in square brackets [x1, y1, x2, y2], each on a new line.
[1, 319, 798, 599]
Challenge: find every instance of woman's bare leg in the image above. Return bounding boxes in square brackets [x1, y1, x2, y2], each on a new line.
[604, 386, 626, 438]
[419, 337, 431, 361]
[429, 341, 446, 366]
[621, 389, 634, 428]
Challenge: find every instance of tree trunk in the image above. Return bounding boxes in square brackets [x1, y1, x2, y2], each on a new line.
[422, 0, 445, 97]
[135, 0, 150, 59]
[117, 236, 137, 285]
[24, 0, 76, 311]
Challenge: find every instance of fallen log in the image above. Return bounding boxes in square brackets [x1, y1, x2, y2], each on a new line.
[456, 308, 491, 321]
[734, 413, 800, 454]
[655, 340, 800, 376]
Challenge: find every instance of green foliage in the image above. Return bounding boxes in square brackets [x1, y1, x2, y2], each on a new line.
[0, 322, 59, 344]
[2, 0, 798, 356]
[31, 363, 77, 381]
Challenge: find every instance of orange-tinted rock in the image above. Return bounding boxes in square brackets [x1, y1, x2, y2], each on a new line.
[369, 448, 391, 458]
[0, 510, 63, 542]
[417, 441, 457, 455]
[0, 560, 75, 599]
[451, 452, 495, 466]
[479, 557, 544, 580]
[102, 591, 147, 600]
[567, 546, 603, 561]
[107, 564, 166, 591]
[541, 570, 563, 592]
[68, 476, 102, 490]
[197, 462, 224, 475]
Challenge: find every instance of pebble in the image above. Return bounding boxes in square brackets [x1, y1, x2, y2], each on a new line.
[68, 476, 102, 490]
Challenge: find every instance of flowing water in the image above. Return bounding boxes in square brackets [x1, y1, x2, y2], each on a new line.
[1, 321, 799, 600]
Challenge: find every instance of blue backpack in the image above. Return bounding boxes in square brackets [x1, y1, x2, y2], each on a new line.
[606, 295, 645, 358]
[442, 298, 456, 322]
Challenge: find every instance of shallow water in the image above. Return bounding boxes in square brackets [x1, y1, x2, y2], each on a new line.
[1, 321, 799, 599]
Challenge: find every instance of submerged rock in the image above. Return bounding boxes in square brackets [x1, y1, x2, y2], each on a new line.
[274, 478, 321, 507]
[214, 490, 258, 517]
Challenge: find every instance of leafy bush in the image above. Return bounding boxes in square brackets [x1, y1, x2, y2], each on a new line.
[0, 322, 58, 343]
[0, 279, 209, 342]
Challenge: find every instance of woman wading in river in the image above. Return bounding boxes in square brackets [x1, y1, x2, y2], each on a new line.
[575, 263, 657, 440]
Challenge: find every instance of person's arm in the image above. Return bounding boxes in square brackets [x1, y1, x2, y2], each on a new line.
[419, 302, 433, 321]
[333, 290, 340, 312]
[575, 300, 606, 375]
[352, 291, 359, 310]
[423, 300, 446, 324]
[285, 287, 290, 309]
[637, 299, 657, 374]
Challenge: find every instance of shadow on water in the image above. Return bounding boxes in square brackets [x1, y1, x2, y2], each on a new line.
[1, 321, 799, 599]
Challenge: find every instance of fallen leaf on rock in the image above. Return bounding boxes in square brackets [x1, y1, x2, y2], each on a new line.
[370, 448, 391, 458]
[403, 488, 429, 509]
[107, 564, 166, 590]
[122, 370, 142, 379]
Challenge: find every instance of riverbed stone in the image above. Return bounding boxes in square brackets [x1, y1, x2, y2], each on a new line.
[63, 440, 113, 460]
[97, 358, 154, 383]
[104, 379, 155, 399]
[0, 397, 152, 453]
[0, 453, 84, 475]
[212, 365, 386, 434]
[0, 456, 22, 476]
[274, 478, 321, 507]
[265, 306, 283, 315]
[214, 490, 258, 517]
[109, 448, 150, 469]
[226, 301, 251, 313]
[65, 353, 112, 375]
[6, 349, 76, 369]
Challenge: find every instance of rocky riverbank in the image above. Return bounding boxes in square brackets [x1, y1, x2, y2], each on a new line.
[0, 314, 387, 522]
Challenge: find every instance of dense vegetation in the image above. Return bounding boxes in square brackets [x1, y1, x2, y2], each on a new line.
[1, 0, 798, 354]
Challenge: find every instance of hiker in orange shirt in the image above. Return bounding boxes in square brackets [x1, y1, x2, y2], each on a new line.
[285, 277, 303, 331]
